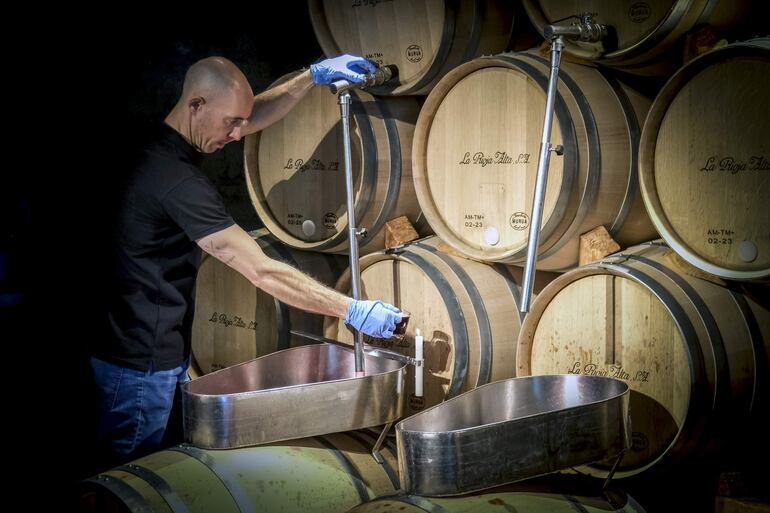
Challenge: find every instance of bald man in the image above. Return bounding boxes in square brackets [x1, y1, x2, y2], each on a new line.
[92, 55, 403, 466]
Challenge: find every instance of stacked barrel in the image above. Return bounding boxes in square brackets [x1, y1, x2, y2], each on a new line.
[199, 0, 540, 409]
[506, 4, 768, 512]
[83, 2, 768, 512]
[410, 51, 656, 270]
[191, 229, 346, 372]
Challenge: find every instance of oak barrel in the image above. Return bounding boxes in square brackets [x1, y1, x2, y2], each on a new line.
[80, 431, 399, 513]
[521, 0, 751, 75]
[345, 489, 646, 513]
[308, 0, 515, 95]
[324, 236, 556, 415]
[412, 52, 657, 270]
[517, 241, 769, 477]
[192, 229, 345, 373]
[639, 39, 770, 280]
[244, 76, 426, 254]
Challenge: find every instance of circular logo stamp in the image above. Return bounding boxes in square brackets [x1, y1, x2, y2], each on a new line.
[629, 2, 651, 23]
[323, 212, 338, 229]
[406, 44, 423, 63]
[509, 212, 529, 231]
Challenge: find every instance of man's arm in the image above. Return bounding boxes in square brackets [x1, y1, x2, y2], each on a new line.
[241, 54, 377, 137]
[241, 70, 315, 137]
[197, 224, 350, 318]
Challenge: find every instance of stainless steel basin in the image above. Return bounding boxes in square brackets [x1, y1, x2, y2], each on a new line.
[396, 374, 630, 496]
[183, 343, 406, 448]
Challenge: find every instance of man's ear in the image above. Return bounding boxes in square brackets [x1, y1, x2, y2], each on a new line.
[189, 97, 205, 113]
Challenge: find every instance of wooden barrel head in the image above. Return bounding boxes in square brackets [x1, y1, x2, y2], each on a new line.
[518, 241, 769, 476]
[245, 79, 424, 253]
[522, 0, 752, 73]
[193, 231, 345, 373]
[523, 273, 687, 473]
[346, 487, 646, 513]
[413, 54, 655, 269]
[324, 237, 533, 415]
[640, 42, 770, 279]
[313, 0, 446, 91]
[327, 254, 459, 412]
[246, 84, 360, 247]
[423, 65, 564, 259]
[192, 254, 277, 373]
[524, 0, 678, 58]
[81, 432, 399, 513]
[309, 0, 514, 95]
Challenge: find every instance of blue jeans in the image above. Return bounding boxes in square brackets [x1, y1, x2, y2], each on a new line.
[90, 357, 190, 464]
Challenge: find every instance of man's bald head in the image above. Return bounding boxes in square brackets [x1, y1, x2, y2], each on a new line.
[166, 56, 255, 154]
[182, 56, 251, 100]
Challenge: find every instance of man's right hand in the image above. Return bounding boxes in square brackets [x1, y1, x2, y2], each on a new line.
[310, 54, 377, 85]
[345, 299, 402, 339]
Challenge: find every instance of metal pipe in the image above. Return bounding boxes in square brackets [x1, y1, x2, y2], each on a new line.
[338, 90, 365, 375]
[520, 36, 565, 314]
[543, 14, 607, 42]
[329, 64, 398, 94]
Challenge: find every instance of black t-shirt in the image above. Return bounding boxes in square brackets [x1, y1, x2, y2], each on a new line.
[96, 123, 234, 371]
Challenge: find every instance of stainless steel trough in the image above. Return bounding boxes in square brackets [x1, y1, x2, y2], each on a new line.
[182, 343, 406, 449]
[396, 374, 630, 496]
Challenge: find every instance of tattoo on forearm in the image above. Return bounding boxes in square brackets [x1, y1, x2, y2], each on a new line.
[206, 239, 234, 265]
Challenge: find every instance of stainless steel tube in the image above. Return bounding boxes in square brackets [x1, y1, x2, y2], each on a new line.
[543, 16, 607, 43]
[520, 36, 564, 314]
[338, 91, 365, 374]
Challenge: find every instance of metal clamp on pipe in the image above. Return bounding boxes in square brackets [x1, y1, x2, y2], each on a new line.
[329, 64, 399, 94]
[543, 13, 607, 43]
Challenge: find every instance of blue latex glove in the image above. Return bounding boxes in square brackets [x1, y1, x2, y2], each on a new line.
[310, 54, 377, 85]
[345, 299, 402, 338]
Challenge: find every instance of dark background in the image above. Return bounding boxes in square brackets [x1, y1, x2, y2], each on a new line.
[6, 5, 326, 506]
[3, 1, 769, 510]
